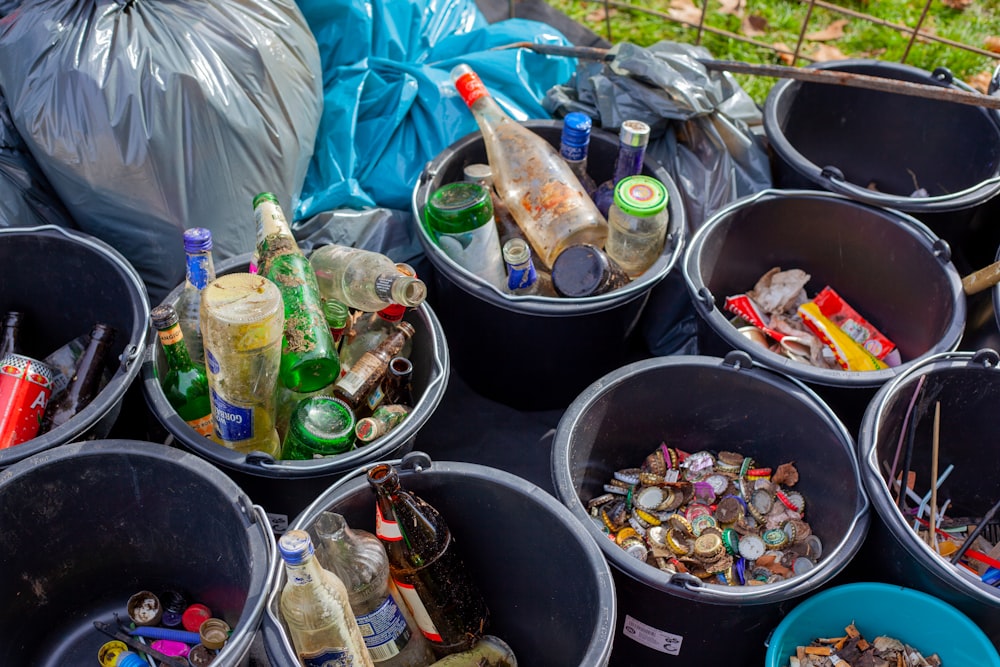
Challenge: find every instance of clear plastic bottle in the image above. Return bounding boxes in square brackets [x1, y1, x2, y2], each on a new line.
[175, 227, 216, 367]
[310, 512, 436, 666]
[592, 120, 652, 218]
[310, 245, 428, 313]
[278, 529, 376, 667]
[452, 64, 608, 268]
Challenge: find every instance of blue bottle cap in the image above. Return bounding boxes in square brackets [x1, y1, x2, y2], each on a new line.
[183, 227, 213, 253]
[278, 529, 315, 565]
[560, 112, 593, 161]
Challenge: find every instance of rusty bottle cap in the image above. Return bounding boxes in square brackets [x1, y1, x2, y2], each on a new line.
[199, 617, 231, 650]
[187, 644, 217, 666]
[127, 590, 162, 627]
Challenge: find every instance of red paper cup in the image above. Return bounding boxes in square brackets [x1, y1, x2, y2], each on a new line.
[0, 353, 54, 449]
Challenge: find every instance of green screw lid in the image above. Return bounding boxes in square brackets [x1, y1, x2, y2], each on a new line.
[425, 181, 493, 234]
[613, 175, 668, 217]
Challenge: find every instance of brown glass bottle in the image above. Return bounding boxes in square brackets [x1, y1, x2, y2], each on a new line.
[550, 243, 631, 298]
[369, 463, 489, 658]
[39, 322, 115, 433]
[0, 311, 24, 358]
[333, 321, 415, 415]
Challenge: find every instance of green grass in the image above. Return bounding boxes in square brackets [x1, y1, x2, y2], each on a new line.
[546, 0, 1000, 104]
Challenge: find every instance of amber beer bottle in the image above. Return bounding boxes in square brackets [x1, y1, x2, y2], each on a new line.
[368, 463, 489, 657]
[0, 311, 24, 358]
[39, 322, 115, 433]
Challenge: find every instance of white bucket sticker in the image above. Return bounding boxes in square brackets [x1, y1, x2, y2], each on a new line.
[622, 614, 683, 655]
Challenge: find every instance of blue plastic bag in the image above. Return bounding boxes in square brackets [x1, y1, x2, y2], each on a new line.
[293, 0, 578, 219]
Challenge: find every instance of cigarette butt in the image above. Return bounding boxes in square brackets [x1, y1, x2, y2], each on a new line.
[804, 646, 833, 656]
[834, 635, 849, 651]
[845, 623, 860, 638]
[818, 636, 846, 644]
[797, 646, 806, 661]
[857, 638, 870, 651]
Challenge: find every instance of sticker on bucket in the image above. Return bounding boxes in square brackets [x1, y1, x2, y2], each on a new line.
[623, 615, 683, 655]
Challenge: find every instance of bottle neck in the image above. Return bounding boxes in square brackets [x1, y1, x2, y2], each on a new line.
[157, 322, 196, 371]
[185, 251, 216, 291]
[283, 550, 325, 588]
[254, 198, 297, 250]
[612, 143, 647, 185]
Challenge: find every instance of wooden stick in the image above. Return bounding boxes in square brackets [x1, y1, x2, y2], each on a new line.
[929, 401, 941, 551]
[962, 260, 1000, 295]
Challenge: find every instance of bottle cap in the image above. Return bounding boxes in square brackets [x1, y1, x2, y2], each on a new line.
[158, 589, 189, 627]
[278, 529, 316, 565]
[613, 175, 668, 217]
[97, 640, 129, 667]
[285, 396, 356, 456]
[187, 644, 216, 667]
[425, 181, 493, 234]
[182, 603, 213, 632]
[183, 227, 213, 253]
[560, 112, 593, 161]
[198, 618, 231, 650]
[150, 304, 180, 330]
[463, 163, 493, 187]
[551, 244, 629, 298]
[150, 639, 191, 657]
[127, 590, 163, 626]
[619, 119, 651, 148]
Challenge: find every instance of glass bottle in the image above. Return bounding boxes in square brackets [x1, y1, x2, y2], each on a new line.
[176, 227, 216, 367]
[323, 298, 351, 350]
[592, 119, 652, 218]
[254, 192, 341, 393]
[150, 304, 213, 438]
[355, 404, 410, 443]
[278, 529, 376, 667]
[452, 64, 608, 268]
[333, 321, 415, 414]
[463, 164, 533, 266]
[200, 272, 283, 457]
[43, 331, 92, 399]
[282, 396, 356, 460]
[39, 322, 115, 433]
[559, 112, 597, 196]
[383, 357, 415, 408]
[501, 238, 556, 297]
[0, 311, 24, 358]
[426, 636, 517, 667]
[310, 245, 428, 313]
[369, 463, 489, 657]
[310, 512, 436, 667]
[550, 244, 631, 298]
[605, 175, 670, 278]
[339, 306, 414, 372]
[424, 182, 507, 287]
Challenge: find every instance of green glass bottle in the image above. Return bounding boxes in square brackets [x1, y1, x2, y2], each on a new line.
[254, 192, 341, 393]
[282, 395, 357, 459]
[151, 305, 214, 438]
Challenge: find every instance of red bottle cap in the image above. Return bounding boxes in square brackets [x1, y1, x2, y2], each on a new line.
[181, 603, 212, 632]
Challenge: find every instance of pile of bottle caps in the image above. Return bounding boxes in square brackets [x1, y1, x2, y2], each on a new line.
[587, 444, 823, 585]
[783, 622, 941, 667]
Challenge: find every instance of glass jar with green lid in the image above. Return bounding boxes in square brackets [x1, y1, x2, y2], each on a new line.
[424, 181, 507, 288]
[605, 174, 669, 278]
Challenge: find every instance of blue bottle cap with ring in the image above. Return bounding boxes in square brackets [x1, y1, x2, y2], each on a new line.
[278, 529, 316, 566]
[182, 227, 212, 253]
[560, 112, 593, 161]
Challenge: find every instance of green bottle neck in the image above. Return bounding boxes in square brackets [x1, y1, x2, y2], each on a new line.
[157, 324, 197, 372]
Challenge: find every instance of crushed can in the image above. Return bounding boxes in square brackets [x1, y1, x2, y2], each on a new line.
[0, 353, 55, 449]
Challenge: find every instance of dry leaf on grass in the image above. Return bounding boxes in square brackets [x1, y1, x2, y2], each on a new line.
[805, 19, 848, 41]
[810, 44, 849, 61]
[668, 0, 704, 24]
[966, 70, 993, 94]
[742, 14, 768, 37]
[986, 35, 1000, 53]
[717, 0, 743, 17]
[585, 7, 615, 22]
[941, 0, 972, 9]
[773, 41, 796, 65]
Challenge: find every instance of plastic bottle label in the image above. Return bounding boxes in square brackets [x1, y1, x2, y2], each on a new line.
[299, 646, 353, 667]
[186, 254, 212, 290]
[393, 579, 443, 643]
[375, 504, 401, 541]
[356, 595, 410, 662]
[210, 389, 253, 442]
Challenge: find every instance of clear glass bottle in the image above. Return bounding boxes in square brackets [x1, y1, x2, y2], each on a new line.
[452, 64, 608, 268]
[355, 404, 410, 443]
[559, 112, 597, 196]
[333, 321, 415, 414]
[254, 192, 341, 393]
[200, 272, 283, 457]
[426, 636, 517, 667]
[339, 305, 407, 373]
[550, 244, 631, 298]
[501, 238, 556, 297]
[310, 245, 428, 313]
[310, 512, 436, 667]
[282, 395, 356, 459]
[278, 529, 376, 667]
[462, 164, 534, 266]
[176, 227, 216, 367]
[605, 175, 670, 278]
[150, 304, 213, 438]
[592, 119, 652, 218]
[0, 311, 24, 358]
[424, 182, 507, 287]
[39, 322, 115, 433]
[369, 463, 489, 657]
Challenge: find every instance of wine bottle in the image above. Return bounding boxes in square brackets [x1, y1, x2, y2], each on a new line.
[150, 304, 213, 438]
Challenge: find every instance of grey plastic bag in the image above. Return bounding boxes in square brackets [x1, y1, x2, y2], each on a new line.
[0, 0, 322, 303]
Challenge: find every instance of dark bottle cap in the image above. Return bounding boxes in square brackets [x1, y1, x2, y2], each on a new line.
[550, 244, 630, 298]
[150, 304, 180, 330]
[158, 588, 189, 627]
[182, 227, 213, 253]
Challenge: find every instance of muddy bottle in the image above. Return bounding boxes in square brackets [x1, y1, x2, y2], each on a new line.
[310, 512, 436, 666]
[333, 321, 415, 415]
[150, 304, 213, 438]
[176, 227, 216, 367]
[369, 463, 489, 657]
[39, 322, 115, 433]
[355, 404, 410, 443]
[278, 529, 375, 667]
[254, 192, 341, 393]
[0, 311, 24, 358]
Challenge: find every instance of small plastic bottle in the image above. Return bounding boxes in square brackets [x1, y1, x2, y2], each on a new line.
[605, 175, 670, 278]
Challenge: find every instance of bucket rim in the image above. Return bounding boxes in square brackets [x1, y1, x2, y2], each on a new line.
[681, 188, 967, 389]
[261, 453, 618, 667]
[858, 348, 1000, 608]
[141, 253, 450, 478]
[550, 353, 871, 605]
[0, 438, 275, 663]
[762, 59, 1000, 213]
[0, 225, 151, 468]
[410, 119, 687, 316]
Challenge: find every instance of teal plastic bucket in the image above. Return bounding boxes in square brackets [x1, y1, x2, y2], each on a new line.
[765, 582, 1000, 667]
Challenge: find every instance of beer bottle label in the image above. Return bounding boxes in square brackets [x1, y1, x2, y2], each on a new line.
[375, 504, 401, 541]
[356, 595, 410, 661]
[210, 389, 253, 442]
[300, 647, 352, 667]
[393, 578, 443, 643]
[186, 413, 214, 437]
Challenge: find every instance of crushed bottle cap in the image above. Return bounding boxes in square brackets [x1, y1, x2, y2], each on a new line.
[127, 590, 163, 626]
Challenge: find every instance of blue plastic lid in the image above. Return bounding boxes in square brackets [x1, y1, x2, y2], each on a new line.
[183, 227, 212, 253]
[278, 529, 315, 565]
[560, 112, 593, 161]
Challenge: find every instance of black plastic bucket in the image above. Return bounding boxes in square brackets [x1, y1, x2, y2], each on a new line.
[0, 225, 150, 468]
[0, 439, 273, 665]
[411, 120, 686, 410]
[262, 453, 617, 666]
[858, 349, 1000, 648]
[551, 353, 870, 666]
[142, 254, 449, 532]
[682, 189, 966, 433]
[763, 59, 1000, 273]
